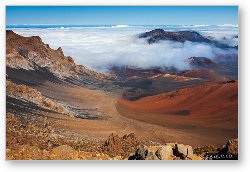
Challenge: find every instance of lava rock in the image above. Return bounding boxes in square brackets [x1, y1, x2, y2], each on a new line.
[128, 146, 148, 160]
[218, 139, 238, 156]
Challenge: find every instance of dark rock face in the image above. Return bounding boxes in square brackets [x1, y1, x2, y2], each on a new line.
[139, 29, 233, 49]
[187, 57, 218, 69]
[139, 29, 211, 44]
[218, 139, 238, 157]
[203, 139, 238, 160]
[128, 146, 149, 160]
[109, 66, 165, 79]
[178, 31, 211, 43]
[185, 56, 238, 80]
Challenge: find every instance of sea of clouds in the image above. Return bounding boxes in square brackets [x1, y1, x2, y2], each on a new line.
[10, 25, 238, 73]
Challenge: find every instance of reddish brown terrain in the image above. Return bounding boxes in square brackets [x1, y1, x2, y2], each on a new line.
[179, 69, 227, 81]
[117, 81, 238, 145]
[6, 30, 238, 160]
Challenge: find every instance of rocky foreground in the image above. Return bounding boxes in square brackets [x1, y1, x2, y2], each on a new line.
[6, 112, 238, 160]
[6, 80, 238, 160]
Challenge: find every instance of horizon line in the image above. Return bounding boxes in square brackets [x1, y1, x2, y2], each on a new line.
[6, 24, 238, 26]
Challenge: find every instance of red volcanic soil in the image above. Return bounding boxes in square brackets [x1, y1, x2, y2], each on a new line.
[179, 69, 227, 81]
[117, 81, 238, 144]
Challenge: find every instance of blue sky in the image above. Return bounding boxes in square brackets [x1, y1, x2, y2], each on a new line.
[6, 6, 238, 25]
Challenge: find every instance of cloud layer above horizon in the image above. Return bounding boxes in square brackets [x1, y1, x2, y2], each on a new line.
[10, 26, 238, 73]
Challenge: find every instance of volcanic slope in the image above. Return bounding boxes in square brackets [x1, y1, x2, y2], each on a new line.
[117, 81, 238, 145]
[6, 30, 237, 147]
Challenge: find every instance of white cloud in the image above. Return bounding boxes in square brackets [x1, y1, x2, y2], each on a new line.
[11, 27, 238, 73]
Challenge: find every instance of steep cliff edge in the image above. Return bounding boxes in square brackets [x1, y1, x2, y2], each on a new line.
[6, 30, 117, 89]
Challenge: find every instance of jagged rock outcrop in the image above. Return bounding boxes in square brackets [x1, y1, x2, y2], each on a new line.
[218, 139, 238, 157]
[6, 30, 117, 89]
[103, 133, 139, 158]
[6, 30, 76, 78]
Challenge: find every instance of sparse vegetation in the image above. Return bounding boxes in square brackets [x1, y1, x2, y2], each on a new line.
[6, 113, 120, 160]
[193, 145, 219, 155]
